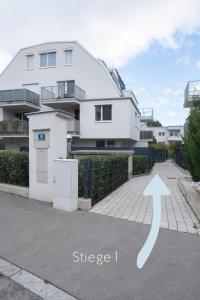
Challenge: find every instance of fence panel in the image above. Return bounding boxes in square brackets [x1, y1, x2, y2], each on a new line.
[174, 150, 188, 169]
[79, 156, 128, 205]
[133, 148, 168, 170]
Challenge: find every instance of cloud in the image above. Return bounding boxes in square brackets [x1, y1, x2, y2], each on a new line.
[176, 56, 190, 66]
[0, 0, 200, 69]
[196, 60, 200, 70]
[150, 95, 170, 108]
[166, 110, 177, 118]
[135, 88, 146, 95]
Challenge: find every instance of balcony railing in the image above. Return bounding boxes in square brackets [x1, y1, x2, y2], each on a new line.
[67, 119, 80, 134]
[184, 80, 200, 107]
[41, 85, 85, 101]
[140, 130, 153, 140]
[140, 108, 153, 122]
[0, 120, 28, 135]
[0, 89, 40, 106]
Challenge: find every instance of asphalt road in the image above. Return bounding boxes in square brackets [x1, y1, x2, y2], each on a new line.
[0, 192, 200, 300]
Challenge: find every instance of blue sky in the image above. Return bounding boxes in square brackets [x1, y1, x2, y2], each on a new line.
[120, 33, 200, 125]
[0, 0, 200, 126]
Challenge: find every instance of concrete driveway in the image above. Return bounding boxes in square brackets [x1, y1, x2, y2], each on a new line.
[0, 190, 200, 300]
[91, 161, 200, 234]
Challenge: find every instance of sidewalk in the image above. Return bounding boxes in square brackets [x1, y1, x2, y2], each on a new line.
[91, 161, 200, 234]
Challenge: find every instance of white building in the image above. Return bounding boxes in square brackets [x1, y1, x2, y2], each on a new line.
[140, 124, 184, 145]
[0, 41, 144, 153]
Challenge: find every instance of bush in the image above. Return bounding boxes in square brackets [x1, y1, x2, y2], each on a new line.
[0, 120, 7, 133]
[0, 151, 29, 186]
[133, 155, 149, 175]
[12, 118, 22, 132]
[78, 155, 128, 204]
[184, 103, 200, 181]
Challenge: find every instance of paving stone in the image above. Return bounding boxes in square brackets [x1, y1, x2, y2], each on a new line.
[90, 162, 199, 236]
[11, 270, 77, 300]
[0, 257, 21, 277]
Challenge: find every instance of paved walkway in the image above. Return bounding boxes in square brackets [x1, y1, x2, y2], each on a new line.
[91, 161, 200, 234]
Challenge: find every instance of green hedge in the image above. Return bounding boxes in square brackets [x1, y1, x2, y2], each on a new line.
[0, 151, 29, 187]
[79, 155, 128, 205]
[133, 155, 149, 175]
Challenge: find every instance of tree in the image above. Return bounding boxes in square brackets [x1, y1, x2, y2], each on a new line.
[147, 120, 162, 127]
[184, 103, 200, 181]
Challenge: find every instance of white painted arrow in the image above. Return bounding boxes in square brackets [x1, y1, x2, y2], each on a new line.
[137, 174, 170, 269]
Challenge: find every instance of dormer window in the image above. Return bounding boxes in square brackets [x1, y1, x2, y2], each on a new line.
[40, 52, 56, 67]
[26, 55, 34, 69]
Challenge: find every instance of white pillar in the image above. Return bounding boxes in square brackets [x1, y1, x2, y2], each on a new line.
[27, 110, 72, 203]
[128, 154, 133, 180]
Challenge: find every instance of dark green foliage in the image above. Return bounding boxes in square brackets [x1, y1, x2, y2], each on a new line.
[0, 151, 29, 186]
[78, 155, 128, 205]
[133, 155, 149, 175]
[184, 103, 200, 181]
[146, 120, 162, 127]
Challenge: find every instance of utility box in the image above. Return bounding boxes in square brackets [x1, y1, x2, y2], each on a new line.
[53, 159, 78, 212]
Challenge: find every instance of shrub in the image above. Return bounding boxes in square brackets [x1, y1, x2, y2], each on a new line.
[184, 103, 200, 181]
[12, 118, 22, 132]
[133, 155, 149, 175]
[78, 155, 128, 204]
[0, 120, 7, 133]
[0, 151, 29, 186]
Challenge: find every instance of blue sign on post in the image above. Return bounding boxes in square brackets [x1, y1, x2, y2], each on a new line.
[38, 133, 45, 141]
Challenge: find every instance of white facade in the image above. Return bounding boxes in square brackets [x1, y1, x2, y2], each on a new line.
[140, 125, 184, 145]
[0, 41, 141, 152]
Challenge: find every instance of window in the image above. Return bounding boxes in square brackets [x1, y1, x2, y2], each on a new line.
[26, 55, 34, 69]
[162, 132, 165, 136]
[95, 105, 112, 121]
[107, 140, 115, 147]
[96, 140, 105, 148]
[64, 49, 72, 65]
[159, 132, 162, 136]
[40, 52, 56, 67]
[57, 81, 75, 98]
[95, 105, 101, 121]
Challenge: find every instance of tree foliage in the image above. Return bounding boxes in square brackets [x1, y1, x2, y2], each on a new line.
[184, 103, 200, 181]
[146, 120, 162, 127]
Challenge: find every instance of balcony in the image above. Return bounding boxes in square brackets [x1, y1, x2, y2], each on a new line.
[0, 89, 40, 112]
[123, 90, 138, 105]
[167, 130, 182, 143]
[140, 108, 153, 122]
[184, 80, 200, 107]
[0, 119, 28, 136]
[67, 119, 80, 135]
[41, 84, 85, 111]
[140, 130, 153, 141]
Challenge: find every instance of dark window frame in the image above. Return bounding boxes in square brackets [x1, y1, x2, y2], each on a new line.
[95, 104, 112, 121]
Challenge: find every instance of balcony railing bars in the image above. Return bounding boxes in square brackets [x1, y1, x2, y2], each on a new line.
[0, 89, 40, 106]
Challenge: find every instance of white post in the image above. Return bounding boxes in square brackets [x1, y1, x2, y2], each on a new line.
[27, 110, 71, 203]
[128, 154, 133, 180]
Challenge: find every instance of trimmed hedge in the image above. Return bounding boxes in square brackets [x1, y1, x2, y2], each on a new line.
[0, 151, 29, 187]
[79, 155, 128, 204]
[133, 155, 149, 175]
